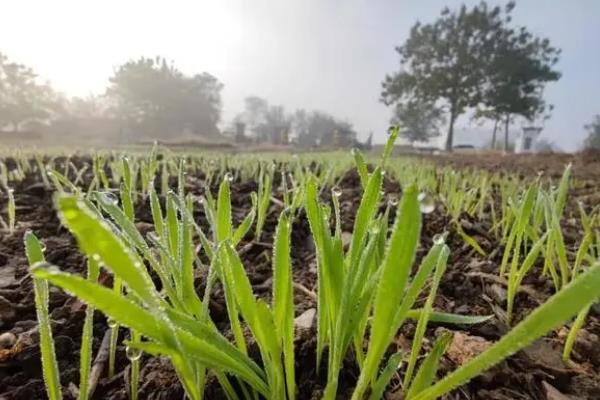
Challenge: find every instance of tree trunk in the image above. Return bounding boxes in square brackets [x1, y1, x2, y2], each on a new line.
[445, 109, 457, 152]
[503, 114, 510, 152]
[491, 119, 498, 149]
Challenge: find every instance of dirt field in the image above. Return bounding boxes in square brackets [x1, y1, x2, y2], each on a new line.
[1, 153, 599, 399]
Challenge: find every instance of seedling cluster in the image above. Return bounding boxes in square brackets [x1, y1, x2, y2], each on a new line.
[0, 134, 597, 399]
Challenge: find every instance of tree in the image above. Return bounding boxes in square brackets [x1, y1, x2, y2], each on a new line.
[255, 105, 291, 144]
[107, 56, 223, 138]
[292, 109, 309, 139]
[293, 110, 355, 147]
[584, 115, 600, 150]
[66, 95, 111, 119]
[0, 53, 62, 131]
[239, 100, 355, 146]
[382, 3, 500, 150]
[479, 11, 561, 151]
[391, 99, 444, 143]
[243, 96, 269, 137]
[382, 2, 561, 151]
[176, 72, 223, 136]
[472, 108, 503, 149]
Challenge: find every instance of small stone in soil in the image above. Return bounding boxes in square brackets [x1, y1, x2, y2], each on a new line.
[542, 381, 571, 400]
[0, 331, 17, 349]
[446, 331, 491, 365]
[295, 308, 316, 330]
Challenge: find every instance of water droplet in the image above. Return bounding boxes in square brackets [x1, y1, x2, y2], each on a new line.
[418, 192, 435, 214]
[388, 195, 398, 206]
[91, 254, 101, 262]
[332, 186, 342, 197]
[381, 170, 386, 176]
[7, 188, 14, 194]
[370, 225, 381, 235]
[224, 172, 233, 182]
[350, 148, 358, 156]
[380, 190, 385, 196]
[125, 345, 142, 361]
[433, 233, 445, 245]
[198, 197, 205, 205]
[107, 318, 118, 329]
[209, 159, 216, 167]
[101, 191, 119, 205]
[45, 265, 61, 275]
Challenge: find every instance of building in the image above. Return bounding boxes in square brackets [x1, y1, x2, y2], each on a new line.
[515, 126, 542, 154]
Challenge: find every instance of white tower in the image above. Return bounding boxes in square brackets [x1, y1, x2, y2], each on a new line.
[515, 126, 542, 154]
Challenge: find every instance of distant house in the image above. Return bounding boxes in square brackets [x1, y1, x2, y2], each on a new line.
[515, 126, 542, 154]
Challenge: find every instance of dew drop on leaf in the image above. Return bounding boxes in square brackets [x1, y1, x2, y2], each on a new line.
[418, 192, 435, 214]
[332, 187, 342, 198]
[46, 265, 61, 274]
[101, 191, 119, 205]
[433, 233, 445, 245]
[125, 345, 142, 361]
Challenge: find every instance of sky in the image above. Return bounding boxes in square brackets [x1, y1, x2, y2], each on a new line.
[1, 0, 599, 151]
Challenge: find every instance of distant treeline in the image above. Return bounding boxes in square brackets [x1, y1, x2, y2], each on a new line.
[0, 53, 358, 147]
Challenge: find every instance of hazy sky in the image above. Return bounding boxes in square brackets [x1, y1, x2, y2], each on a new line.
[2, 0, 599, 150]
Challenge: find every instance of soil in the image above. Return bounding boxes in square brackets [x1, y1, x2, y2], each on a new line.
[1, 153, 599, 400]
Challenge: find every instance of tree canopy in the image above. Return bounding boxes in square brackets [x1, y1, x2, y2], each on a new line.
[294, 110, 355, 147]
[382, 1, 561, 150]
[237, 98, 355, 147]
[391, 99, 444, 143]
[0, 52, 63, 131]
[107, 57, 224, 138]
